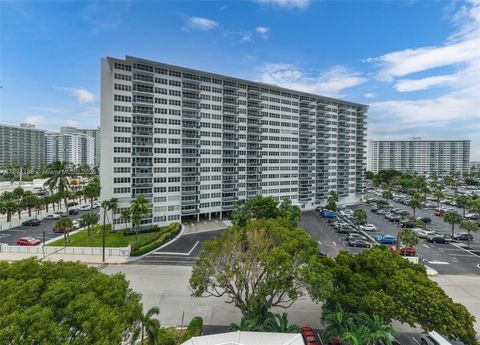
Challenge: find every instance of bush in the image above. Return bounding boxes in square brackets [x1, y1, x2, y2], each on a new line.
[186, 316, 203, 337]
[158, 327, 176, 345]
[130, 223, 181, 256]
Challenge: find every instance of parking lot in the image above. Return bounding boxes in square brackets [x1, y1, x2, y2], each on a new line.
[0, 207, 100, 246]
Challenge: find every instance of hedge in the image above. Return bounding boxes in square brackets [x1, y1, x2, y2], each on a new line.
[130, 223, 180, 256]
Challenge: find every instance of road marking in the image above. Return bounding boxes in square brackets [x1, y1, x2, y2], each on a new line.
[425, 260, 450, 265]
[412, 337, 420, 345]
[317, 241, 322, 245]
[451, 257, 459, 262]
[449, 253, 476, 257]
[422, 244, 430, 249]
[154, 241, 200, 256]
[332, 241, 336, 246]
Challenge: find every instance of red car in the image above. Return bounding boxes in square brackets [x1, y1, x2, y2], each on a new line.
[16, 237, 41, 246]
[389, 245, 416, 256]
[301, 327, 321, 345]
[435, 210, 445, 217]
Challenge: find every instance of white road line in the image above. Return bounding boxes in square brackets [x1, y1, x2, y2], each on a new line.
[425, 260, 450, 265]
[154, 241, 200, 256]
[317, 241, 322, 245]
[332, 241, 336, 246]
[422, 244, 430, 248]
[412, 336, 420, 345]
[451, 257, 459, 262]
[449, 253, 476, 257]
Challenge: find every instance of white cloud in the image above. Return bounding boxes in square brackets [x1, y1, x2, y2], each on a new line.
[23, 115, 48, 127]
[258, 64, 366, 97]
[64, 120, 80, 127]
[55, 87, 95, 104]
[184, 16, 218, 31]
[394, 75, 458, 92]
[255, 0, 310, 9]
[363, 93, 376, 99]
[256, 26, 270, 39]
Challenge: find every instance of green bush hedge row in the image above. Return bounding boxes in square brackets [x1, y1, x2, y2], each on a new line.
[130, 223, 181, 256]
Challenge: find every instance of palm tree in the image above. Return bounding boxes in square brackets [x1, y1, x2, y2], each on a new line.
[120, 209, 132, 234]
[460, 220, 479, 247]
[341, 314, 394, 345]
[130, 307, 161, 345]
[44, 161, 72, 220]
[456, 195, 470, 217]
[407, 198, 422, 218]
[326, 191, 339, 212]
[0, 199, 18, 222]
[109, 197, 119, 232]
[83, 181, 101, 212]
[21, 194, 39, 217]
[433, 190, 444, 210]
[130, 195, 150, 245]
[396, 228, 419, 250]
[353, 208, 368, 225]
[263, 313, 300, 333]
[53, 217, 73, 245]
[80, 212, 100, 245]
[321, 305, 351, 343]
[466, 198, 480, 226]
[444, 211, 464, 238]
[100, 199, 113, 262]
[229, 315, 265, 332]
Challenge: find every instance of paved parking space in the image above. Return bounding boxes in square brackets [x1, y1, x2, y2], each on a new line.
[0, 208, 100, 246]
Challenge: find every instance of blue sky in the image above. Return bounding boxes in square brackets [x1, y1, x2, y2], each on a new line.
[1, 0, 479, 158]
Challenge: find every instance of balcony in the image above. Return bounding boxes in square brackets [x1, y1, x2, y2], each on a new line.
[182, 208, 199, 215]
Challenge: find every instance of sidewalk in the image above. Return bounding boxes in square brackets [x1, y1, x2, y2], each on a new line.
[0, 251, 128, 264]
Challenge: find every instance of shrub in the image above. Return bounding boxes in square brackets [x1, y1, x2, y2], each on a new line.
[186, 316, 203, 337]
[130, 223, 181, 256]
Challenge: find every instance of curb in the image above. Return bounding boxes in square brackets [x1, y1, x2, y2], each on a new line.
[127, 224, 185, 262]
[425, 265, 439, 276]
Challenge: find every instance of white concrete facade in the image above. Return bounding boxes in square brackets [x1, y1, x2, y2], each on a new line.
[0, 123, 45, 169]
[45, 128, 96, 167]
[368, 138, 470, 177]
[100, 56, 368, 227]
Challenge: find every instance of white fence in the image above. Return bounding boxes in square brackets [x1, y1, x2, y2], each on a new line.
[0, 208, 66, 231]
[0, 245, 131, 257]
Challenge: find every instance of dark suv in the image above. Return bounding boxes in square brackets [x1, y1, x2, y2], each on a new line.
[400, 220, 415, 228]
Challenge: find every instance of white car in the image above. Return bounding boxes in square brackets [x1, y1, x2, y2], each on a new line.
[44, 214, 61, 220]
[72, 220, 81, 230]
[78, 204, 92, 211]
[361, 224, 376, 232]
[92, 202, 100, 209]
[420, 331, 453, 345]
[413, 228, 437, 239]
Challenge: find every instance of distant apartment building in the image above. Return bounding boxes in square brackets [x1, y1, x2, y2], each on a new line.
[0, 123, 45, 169]
[100, 56, 368, 226]
[45, 127, 95, 167]
[78, 127, 101, 166]
[368, 138, 470, 177]
[471, 161, 480, 172]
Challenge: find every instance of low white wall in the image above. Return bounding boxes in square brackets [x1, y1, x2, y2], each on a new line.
[0, 245, 131, 257]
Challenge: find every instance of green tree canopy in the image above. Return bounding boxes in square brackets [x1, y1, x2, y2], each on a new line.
[190, 218, 332, 318]
[0, 259, 142, 345]
[353, 208, 367, 224]
[231, 195, 301, 227]
[444, 211, 464, 237]
[321, 247, 477, 344]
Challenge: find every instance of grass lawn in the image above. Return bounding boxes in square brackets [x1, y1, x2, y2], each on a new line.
[47, 225, 160, 248]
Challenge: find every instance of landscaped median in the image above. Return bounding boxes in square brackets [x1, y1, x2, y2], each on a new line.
[47, 223, 181, 257]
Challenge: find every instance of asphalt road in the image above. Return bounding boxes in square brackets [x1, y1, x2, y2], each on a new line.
[0, 208, 100, 246]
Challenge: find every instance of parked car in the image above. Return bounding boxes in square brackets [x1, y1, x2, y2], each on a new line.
[44, 214, 61, 220]
[427, 235, 449, 244]
[435, 210, 445, 217]
[420, 331, 453, 345]
[348, 239, 371, 248]
[337, 226, 356, 234]
[377, 333, 401, 345]
[72, 220, 81, 230]
[465, 213, 479, 220]
[92, 202, 100, 209]
[21, 219, 41, 226]
[16, 237, 41, 246]
[389, 245, 416, 256]
[78, 204, 92, 211]
[360, 224, 376, 232]
[347, 233, 366, 241]
[54, 211, 68, 217]
[371, 206, 379, 213]
[300, 327, 321, 345]
[67, 201, 79, 207]
[452, 232, 474, 241]
[417, 216, 432, 223]
[377, 209, 387, 215]
[413, 228, 437, 239]
[69, 209, 79, 215]
[375, 235, 397, 244]
[401, 220, 416, 228]
[321, 210, 337, 219]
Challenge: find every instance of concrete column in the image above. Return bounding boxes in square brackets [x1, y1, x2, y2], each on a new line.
[219, 211, 222, 219]
[197, 214, 200, 222]
[209, 212, 212, 220]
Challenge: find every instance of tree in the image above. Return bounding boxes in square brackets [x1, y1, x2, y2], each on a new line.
[467, 198, 480, 226]
[80, 212, 100, 244]
[326, 191, 339, 211]
[278, 198, 301, 226]
[190, 218, 332, 319]
[365, 171, 375, 180]
[53, 217, 73, 245]
[413, 176, 429, 201]
[433, 190, 444, 210]
[100, 199, 113, 262]
[456, 195, 470, 217]
[341, 314, 395, 345]
[353, 208, 367, 225]
[444, 211, 464, 238]
[109, 197, 119, 232]
[83, 181, 101, 212]
[130, 307, 161, 345]
[231, 195, 281, 227]
[130, 195, 150, 245]
[0, 259, 142, 344]
[0, 199, 18, 222]
[321, 304, 351, 343]
[13, 186, 24, 198]
[396, 228, 419, 250]
[407, 198, 422, 218]
[322, 247, 477, 345]
[264, 313, 300, 333]
[230, 315, 265, 332]
[460, 220, 479, 248]
[120, 209, 132, 234]
[21, 194, 38, 218]
[44, 161, 72, 215]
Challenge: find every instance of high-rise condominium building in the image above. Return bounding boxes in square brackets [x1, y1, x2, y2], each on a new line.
[368, 138, 470, 177]
[78, 127, 101, 166]
[45, 127, 95, 167]
[101, 56, 368, 226]
[471, 161, 480, 172]
[0, 123, 45, 169]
